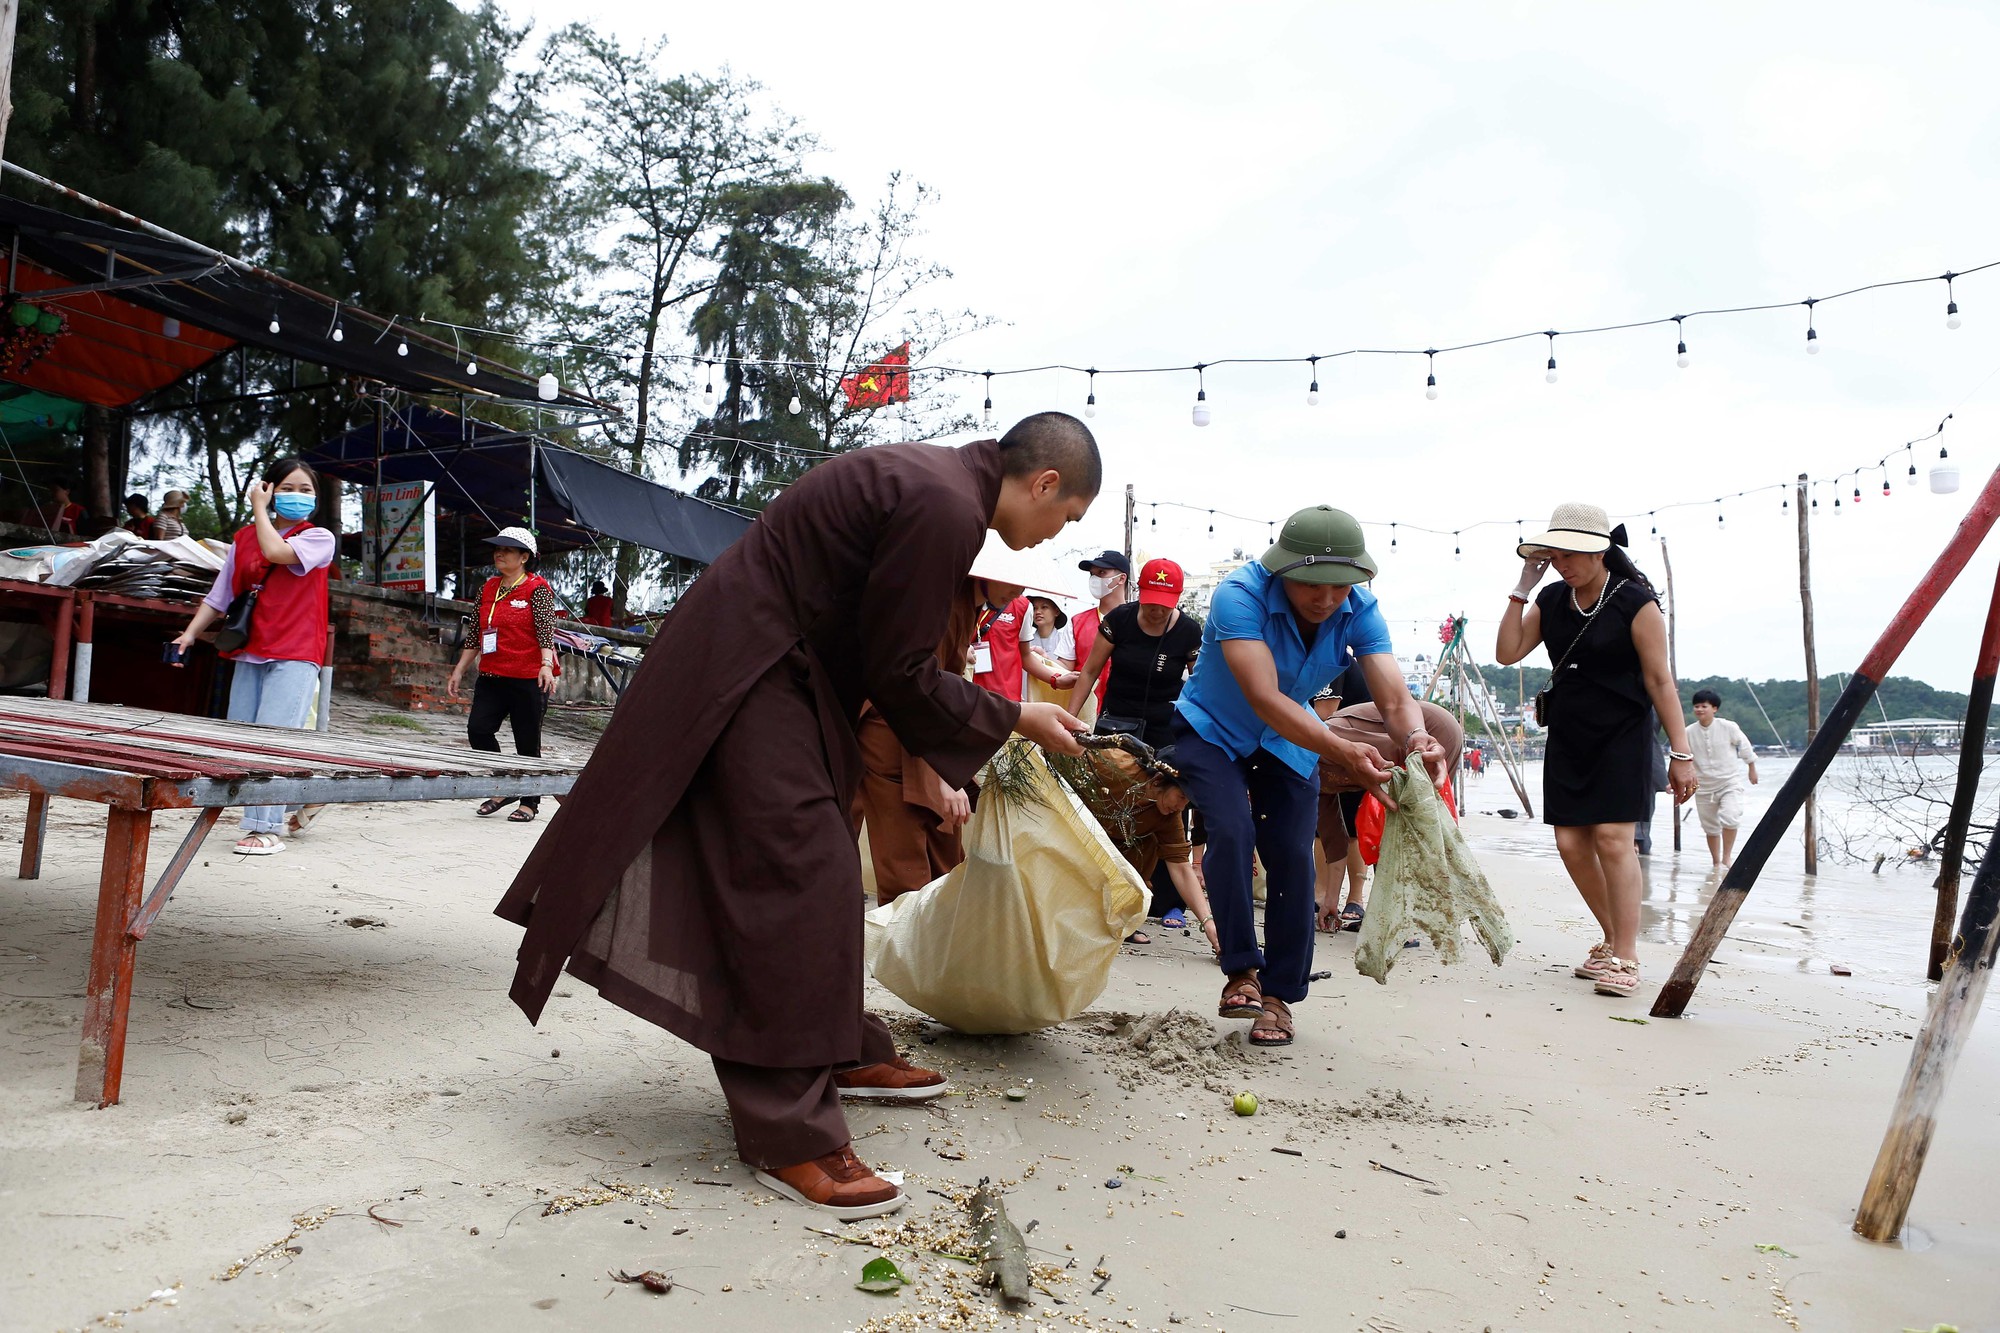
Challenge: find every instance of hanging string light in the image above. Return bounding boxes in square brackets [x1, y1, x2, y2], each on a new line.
[1717, 501, 1724, 530]
[698, 362, 717, 415]
[787, 391, 803, 415]
[1390, 522, 1398, 555]
[1307, 355, 1321, 406]
[981, 371, 994, 429]
[1932, 416, 1960, 492]
[1804, 298, 1821, 354]
[1207, 509, 1215, 535]
[1544, 332, 1559, 384]
[1085, 368, 1098, 418]
[1424, 350, 1439, 400]
[1946, 272, 1963, 329]
[536, 356, 559, 401]
[1191, 364, 1211, 427]
[326, 305, 344, 343]
[1674, 316, 1690, 368]
[268, 310, 281, 335]
[1453, 531, 1462, 561]
[1882, 469, 1892, 498]
[1150, 503, 1157, 529]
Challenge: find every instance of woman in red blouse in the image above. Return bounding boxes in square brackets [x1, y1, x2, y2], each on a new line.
[448, 527, 558, 821]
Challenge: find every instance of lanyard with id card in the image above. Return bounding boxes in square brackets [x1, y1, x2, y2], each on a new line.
[484, 577, 524, 657]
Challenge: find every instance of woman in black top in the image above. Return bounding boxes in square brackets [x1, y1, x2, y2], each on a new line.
[1065, 557, 1202, 748]
[1496, 504, 1695, 1000]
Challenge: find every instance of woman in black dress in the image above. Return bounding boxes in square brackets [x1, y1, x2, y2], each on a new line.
[1495, 504, 1696, 998]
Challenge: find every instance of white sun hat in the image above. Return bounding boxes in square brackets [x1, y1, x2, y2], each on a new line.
[1516, 502, 1628, 559]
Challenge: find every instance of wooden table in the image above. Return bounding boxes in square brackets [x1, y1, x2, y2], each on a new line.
[0, 698, 582, 1106]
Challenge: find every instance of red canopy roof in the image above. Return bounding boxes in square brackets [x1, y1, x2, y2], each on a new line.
[5, 259, 235, 407]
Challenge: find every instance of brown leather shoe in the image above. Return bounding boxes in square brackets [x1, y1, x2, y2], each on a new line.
[753, 1145, 906, 1219]
[835, 1055, 950, 1102]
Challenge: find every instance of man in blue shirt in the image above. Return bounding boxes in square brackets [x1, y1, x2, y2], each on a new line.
[1171, 505, 1458, 1048]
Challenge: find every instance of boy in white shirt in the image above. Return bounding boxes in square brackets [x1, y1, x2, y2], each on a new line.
[1687, 689, 1759, 867]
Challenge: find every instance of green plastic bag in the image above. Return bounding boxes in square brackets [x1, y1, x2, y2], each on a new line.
[1355, 755, 1513, 983]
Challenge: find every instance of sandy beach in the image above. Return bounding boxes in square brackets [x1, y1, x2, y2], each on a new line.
[3, 704, 1996, 1333]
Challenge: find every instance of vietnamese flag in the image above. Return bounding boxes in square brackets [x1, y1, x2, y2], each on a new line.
[840, 342, 912, 409]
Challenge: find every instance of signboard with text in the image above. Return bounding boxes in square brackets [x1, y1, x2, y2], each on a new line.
[359, 482, 435, 592]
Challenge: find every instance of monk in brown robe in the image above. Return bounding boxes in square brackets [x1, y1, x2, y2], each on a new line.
[496, 414, 1098, 1220]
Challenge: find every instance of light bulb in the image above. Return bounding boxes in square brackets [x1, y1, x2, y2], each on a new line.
[981, 403, 993, 429]
[332, 324, 344, 343]
[1545, 357, 1558, 384]
[161, 317, 180, 339]
[1307, 382, 1319, 406]
[700, 384, 716, 415]
[396, 341, 408, 357]
[1948, 301, 1962, 330]
[465, 360, 478, 376]
[787, 394, 802, 415]
[268, 317, 281, 334]
[1191, 389, 1210, 428]
[537, 372, 558, 402]
[1676, 341, 1689, 369]
[1453, 545, 1461, 562]
[1425, 373, 1439, 400]
[1806, 327, 1820, 354]
[1084, 394, 1097, 418]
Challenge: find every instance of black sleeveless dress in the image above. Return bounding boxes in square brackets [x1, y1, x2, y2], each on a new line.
[1537, 579, 1657, 826]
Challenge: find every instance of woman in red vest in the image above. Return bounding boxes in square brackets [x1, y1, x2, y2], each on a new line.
[172, 457, 335, 856]
[447, 527, 557, 821]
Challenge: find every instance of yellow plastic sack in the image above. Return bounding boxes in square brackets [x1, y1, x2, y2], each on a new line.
[1356, 755, 1513, 983]
[864, 742, 1147, 1034]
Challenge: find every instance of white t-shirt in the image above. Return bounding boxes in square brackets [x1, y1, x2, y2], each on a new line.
[1689, 716, 1757, 790]
[1031, 623, 1076, 665]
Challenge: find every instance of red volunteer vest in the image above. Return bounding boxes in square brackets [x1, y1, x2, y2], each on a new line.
[478, 573, 551, 679]
[972, 595, 1029, 701]
[1070, 606, 1112, 706]
[228, 522, 329, 664]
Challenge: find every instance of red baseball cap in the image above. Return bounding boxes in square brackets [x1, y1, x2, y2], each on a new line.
[1135, 557, 1184, 607]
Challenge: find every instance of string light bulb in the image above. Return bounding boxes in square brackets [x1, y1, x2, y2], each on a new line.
[1453, 532, 1462, 561]
[537, 371, 558, 402]
[1946, 273, 1962, 329]
[1207, 510, 1214, 535]
[1804, 298, 1820, 354]
[1307, 355, 1320, 406]
[1544, 332, 1558, 384]
[1932, 438, 1960, 494]
[981, 371, 994, 429]
[1191, 364, 1211, 427]
[332, 323, 344, 343]
[268, 313, 281, 335]
[700, 363, 717, 416]
[465, 360, 478, 377]
[1390, 522, 1397, 555]
[396, 340, 408, 357]
[1674, 316, 1689, 368]
[1424, 350, 1439, 400]
[1150, 503, 1157, 530]
[787, 393, 802, 415]
[1085, 368, 1098, 418]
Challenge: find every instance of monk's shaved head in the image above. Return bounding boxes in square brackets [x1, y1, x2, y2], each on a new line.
[998, 412, 1101, 499]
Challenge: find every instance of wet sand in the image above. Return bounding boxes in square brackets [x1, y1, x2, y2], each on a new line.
[4, 752, 1997, 1331]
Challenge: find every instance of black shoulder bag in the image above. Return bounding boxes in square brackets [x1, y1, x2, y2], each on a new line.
[1532, 579, 1627, 728]
[212, 523, 306, 653]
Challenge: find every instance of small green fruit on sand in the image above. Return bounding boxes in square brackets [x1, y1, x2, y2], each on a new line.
[1233, 1091, 1258, 1116]
[1005, 1087, 1028, 1101]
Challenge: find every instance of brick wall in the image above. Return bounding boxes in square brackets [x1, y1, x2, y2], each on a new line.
[329, 581, 644, 711]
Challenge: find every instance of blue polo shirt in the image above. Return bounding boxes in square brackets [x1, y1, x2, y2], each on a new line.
[1176, 562, 1396, 778]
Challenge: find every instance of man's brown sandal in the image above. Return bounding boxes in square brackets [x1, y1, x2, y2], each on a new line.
[1249, 997, 1295, 1047]
[1218, 971, 1263, 1021]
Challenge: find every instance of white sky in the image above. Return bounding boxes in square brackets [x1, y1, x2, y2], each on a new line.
[534, 0, 2000, 688]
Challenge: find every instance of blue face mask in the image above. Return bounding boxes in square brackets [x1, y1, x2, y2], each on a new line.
[272, 492, 316, 521]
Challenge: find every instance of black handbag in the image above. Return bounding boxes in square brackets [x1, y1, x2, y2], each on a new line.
[1533, 579, 1627, 728]
[211, 582, 263, 653]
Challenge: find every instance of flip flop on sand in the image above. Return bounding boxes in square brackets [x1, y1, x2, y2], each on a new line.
[287, 805, 327, 836]
[233, 833, 284, 856]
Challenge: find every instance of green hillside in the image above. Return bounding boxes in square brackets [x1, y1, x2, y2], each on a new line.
[1472, 666, 1994, 750]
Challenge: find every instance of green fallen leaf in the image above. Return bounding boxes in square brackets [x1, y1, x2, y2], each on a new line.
[1609, 1015, 1649, 1025]
[1754, 1243, 1797, 1258]
[856, 1256, 911, 1294]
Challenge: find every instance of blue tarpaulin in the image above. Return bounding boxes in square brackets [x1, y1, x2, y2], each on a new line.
[305, 407, 750, 563]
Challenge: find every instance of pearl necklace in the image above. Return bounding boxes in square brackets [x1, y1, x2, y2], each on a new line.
[1570, 577, 1613, 618]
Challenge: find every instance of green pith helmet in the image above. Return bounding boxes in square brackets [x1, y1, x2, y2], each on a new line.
[1259, 505, 1378, 585]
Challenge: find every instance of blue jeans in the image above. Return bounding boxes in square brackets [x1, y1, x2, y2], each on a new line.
[225, 659, 321, 834]
[1169, 715, 1321, 1003]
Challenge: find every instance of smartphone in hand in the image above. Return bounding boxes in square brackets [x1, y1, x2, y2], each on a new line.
[161, 642, 185, 666]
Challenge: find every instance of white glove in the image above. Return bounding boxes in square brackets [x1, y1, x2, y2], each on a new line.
[1512, 556, 1551, 600]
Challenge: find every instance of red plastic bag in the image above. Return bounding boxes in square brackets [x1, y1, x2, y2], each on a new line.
[1357, 776, 1456, 866]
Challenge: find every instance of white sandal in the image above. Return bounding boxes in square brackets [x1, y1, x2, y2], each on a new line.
[233, 833, 285, 856]
[1593, 957, 1639, 996]
[286, 805, 327, 836]
[1574, 941, 1614, 980]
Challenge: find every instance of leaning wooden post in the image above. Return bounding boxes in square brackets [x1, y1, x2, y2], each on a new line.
[1651, 463, 2000, 1018]
[1855, 813, 2000, 1240]
[1798, 475, 1820, 875]
[1926, 564, 2000, 981]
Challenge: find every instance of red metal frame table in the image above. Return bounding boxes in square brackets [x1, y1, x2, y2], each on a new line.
[0, 697, 582, 1106]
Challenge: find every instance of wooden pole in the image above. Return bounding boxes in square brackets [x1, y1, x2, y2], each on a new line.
[1659, 537, 1680, 852]
[1927, 563, 2000, 981]
[1122, 483, 1135, 573]
[1798, 475, 1820, 875]
[1854, 810, 2000, 1240]
[0, 0, 19, 166]
[1651, 462, 2000, 1018]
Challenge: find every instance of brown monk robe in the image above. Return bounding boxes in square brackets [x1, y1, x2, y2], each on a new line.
[858, 586, 979, 905]
[496, 416, 1096, 1219]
